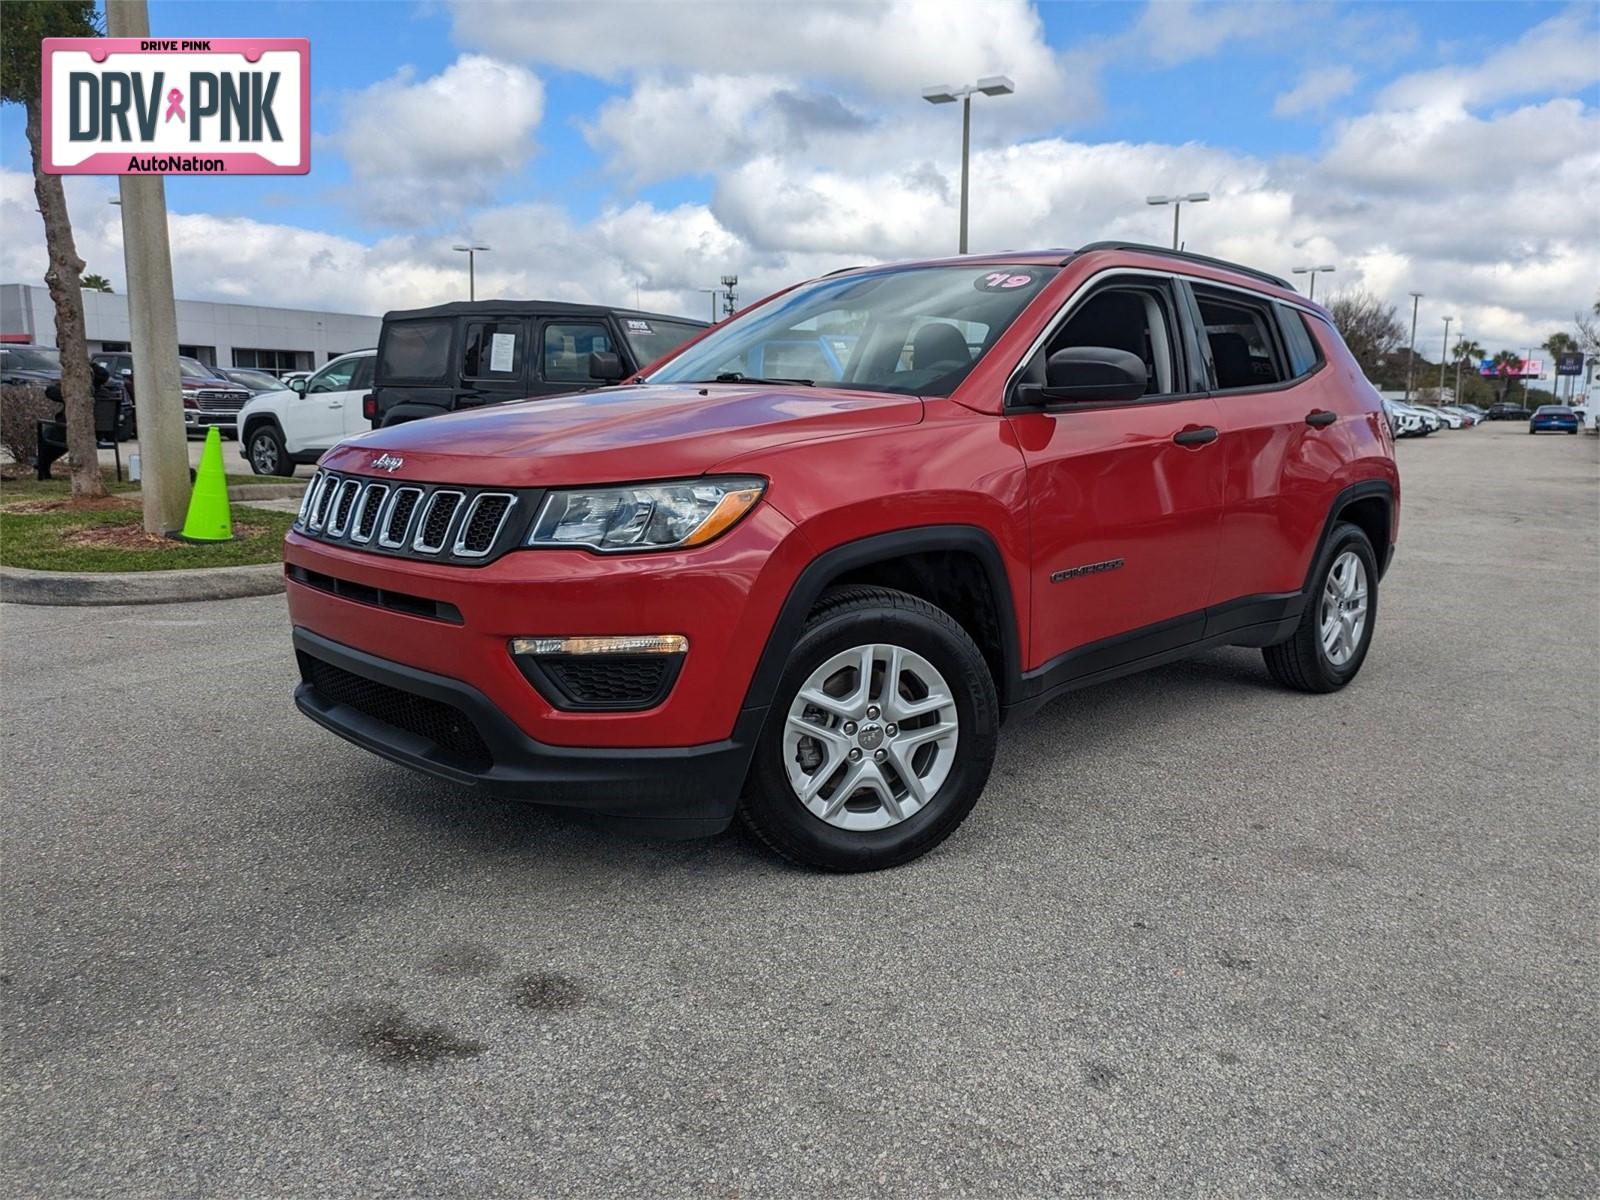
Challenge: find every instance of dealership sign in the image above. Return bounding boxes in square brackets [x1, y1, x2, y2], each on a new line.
[1556, 351, 1585, 377]
[42, 38, 308, 175]
[1480, 357, 1543, 378]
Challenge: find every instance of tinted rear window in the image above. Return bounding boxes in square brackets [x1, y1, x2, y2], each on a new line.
[619, 318, 704, 368]
[380, 320, 454, 382]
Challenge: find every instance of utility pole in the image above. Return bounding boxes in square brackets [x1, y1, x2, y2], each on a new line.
[719, 275, 738, 318]
[1438, 316, 1453, 400]
[106, 0, 189, 535]
[1403, 291, 1422, 404]
[696, 288, 718, 323]
[1453, 323, 1465, 406]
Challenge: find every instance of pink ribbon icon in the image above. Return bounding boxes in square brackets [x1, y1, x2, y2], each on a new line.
[164, 88, 185, 123]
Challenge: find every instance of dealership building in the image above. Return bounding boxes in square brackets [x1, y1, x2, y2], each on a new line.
[0, 283, 381, 376]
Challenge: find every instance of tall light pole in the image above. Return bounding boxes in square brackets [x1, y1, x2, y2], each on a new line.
[696, 288, 719, 323]
[922, 76, 1015, 254]
[1291, 264, 1336, 301]
[452, 243, 490, 301]
[1403, 291, 1423, 404]
[1146, 192, 1209, 250]
[1437, 316, 1453, 400]
[1454, 322, 1466, 405]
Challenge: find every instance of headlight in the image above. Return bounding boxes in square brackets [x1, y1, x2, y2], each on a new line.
[527, 476, 765, 553]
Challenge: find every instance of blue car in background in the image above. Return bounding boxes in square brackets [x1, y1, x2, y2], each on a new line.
[1529, 405, 1579, 434]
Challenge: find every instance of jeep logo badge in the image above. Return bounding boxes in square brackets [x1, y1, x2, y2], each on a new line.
[371, 453, 404, 473]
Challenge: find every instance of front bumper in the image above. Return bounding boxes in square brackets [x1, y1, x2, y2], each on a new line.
[294, 627, 762, 836]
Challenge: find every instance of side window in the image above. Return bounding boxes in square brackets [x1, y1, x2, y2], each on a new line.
[1193, 289, 1287, 390]
[543, 323, 614, 383]
[462, 321, 524, 380]
[1275, 305, 1322, 379]
[306, 357, 358, 394]
[378, 319, 453, 383]
[350, 355, 375, 391]
[1031, 282, 1183, 397]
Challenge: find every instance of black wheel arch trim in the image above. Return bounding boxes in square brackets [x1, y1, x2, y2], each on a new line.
[738, 525, 1025, 714]
[1310, 479, 1396, 586]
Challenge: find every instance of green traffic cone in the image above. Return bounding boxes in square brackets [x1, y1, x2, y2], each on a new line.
[179, 427, 234, 542]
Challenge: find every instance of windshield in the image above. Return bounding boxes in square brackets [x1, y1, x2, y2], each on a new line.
[2, 346, 61, 372]
[227, 369, 284, 391]
[179, 357, 220, 382]
[647, 264, 1058, 395]
[618, 318, 704, 369]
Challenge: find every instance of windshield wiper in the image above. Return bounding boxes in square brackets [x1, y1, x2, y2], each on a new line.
[700, 372, 816, 386]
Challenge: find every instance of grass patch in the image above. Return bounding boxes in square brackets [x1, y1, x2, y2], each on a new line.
[0, 500, 294, 572]
[0, 468, 293, 503]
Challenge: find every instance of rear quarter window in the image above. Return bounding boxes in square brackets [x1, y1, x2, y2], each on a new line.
[379, 320, 454, 383]
[1275, 305, 1323, 378]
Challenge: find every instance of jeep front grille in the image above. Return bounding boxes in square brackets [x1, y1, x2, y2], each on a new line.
[293, 470, 536, 565]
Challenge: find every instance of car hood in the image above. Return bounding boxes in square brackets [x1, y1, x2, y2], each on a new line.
[316, 383, 924, 486]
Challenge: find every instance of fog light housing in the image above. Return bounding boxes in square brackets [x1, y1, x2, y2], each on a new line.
[509, 634, 687, 711]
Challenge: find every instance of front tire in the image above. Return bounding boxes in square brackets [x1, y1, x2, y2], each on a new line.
[739, 586, 998, 872]
[1263, 522, 1378, 693]
[246, 424, 293, 476]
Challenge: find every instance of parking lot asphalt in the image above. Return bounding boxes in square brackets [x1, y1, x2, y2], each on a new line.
[4, 423, 1597, 1197]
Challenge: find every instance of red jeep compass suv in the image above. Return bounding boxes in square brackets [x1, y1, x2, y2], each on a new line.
[285, 243, 1398, 871]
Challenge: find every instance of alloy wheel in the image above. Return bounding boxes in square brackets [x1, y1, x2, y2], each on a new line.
[783, 642, 960, 831]
[1319, 550, 1368, 667]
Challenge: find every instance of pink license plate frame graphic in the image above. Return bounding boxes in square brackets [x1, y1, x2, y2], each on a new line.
[42, 38, 310, 175]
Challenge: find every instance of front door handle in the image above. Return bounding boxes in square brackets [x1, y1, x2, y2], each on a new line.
[1173, 425, 1218, 447]
[327, 401, 343, 408]
[1305, 409, 1337, 427]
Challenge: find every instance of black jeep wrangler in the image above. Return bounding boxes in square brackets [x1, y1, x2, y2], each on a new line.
[368, 300, 706, 428]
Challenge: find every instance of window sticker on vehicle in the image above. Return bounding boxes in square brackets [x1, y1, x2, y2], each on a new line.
[626, 319, 653, 333]
[489, 332, 516, 373]
[975, 270, 1038, 292]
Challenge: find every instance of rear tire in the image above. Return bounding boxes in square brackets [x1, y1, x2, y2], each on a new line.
[1263, 522, 1378, 694]
[739, 586, 998, 872]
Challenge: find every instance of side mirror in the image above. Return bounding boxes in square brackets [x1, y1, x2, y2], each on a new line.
[290, 377, 308, 395]
[588, 350, 625, 382]
[1015, 346, 1148, 407]
[120, 367, 133, 377]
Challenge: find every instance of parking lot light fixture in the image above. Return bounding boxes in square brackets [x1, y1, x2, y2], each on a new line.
[1439, 316, 1454, 399]
[922, 75, 1015, 254]
[1404, 291, 1423, 404]
[1291, 264, 1336, 301]
[452, 243, 490, 302]
[1146, 192, 1210, 250]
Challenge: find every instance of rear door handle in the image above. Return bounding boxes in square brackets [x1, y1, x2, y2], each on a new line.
[1305, 409, 1337, 427]
[1172, 425, 1218, 447]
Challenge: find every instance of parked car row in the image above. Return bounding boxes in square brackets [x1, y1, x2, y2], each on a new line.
[1381, 398, 1488, 437]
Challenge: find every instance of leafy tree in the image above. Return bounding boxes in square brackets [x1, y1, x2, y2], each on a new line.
[1327, 290, 1404, 380]
[0, 2, 106, 500]
[80, 273, 113, 293]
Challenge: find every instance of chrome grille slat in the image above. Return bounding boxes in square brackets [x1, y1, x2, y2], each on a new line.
[412, 491, 465, 554]
[351, 483, 390, 543]
[326, 479, 362, 538]
[452, 493, 516, 558]
[308, 473, 339, 531]
[380, 488, 424, 548]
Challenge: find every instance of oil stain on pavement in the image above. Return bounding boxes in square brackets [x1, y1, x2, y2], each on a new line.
[317, 1002, 486, 1067]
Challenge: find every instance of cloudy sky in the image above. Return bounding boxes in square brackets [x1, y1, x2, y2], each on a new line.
[3, 0, 1597, 357]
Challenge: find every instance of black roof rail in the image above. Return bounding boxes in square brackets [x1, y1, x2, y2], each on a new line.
[1065, 242, 1294, 291]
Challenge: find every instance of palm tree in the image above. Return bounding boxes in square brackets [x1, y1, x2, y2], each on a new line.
[1542, 331, 1578, 403]
[80, 273, 112, 293]
[1452, 338, 1485, 366]
[1490, 350, 1524, 403]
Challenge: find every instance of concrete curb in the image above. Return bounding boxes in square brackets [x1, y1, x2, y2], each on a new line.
[0, 561, 285, 606]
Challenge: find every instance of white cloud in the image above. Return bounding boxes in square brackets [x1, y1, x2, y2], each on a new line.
[326, 54, 544, 226]
[1376, 5, 1600, 111]
[1130, 0, 1308, 66]
[1274, 66, 1359, 117]
[450, 0, 1068, 103]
